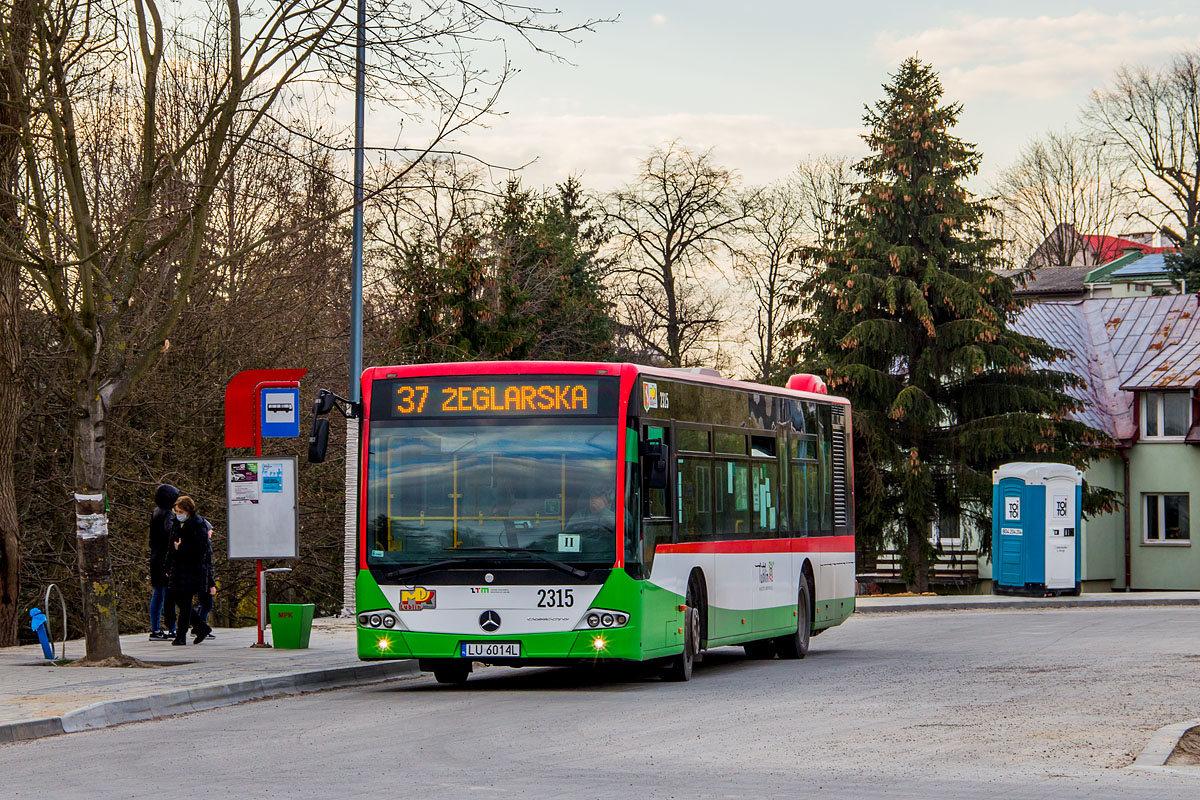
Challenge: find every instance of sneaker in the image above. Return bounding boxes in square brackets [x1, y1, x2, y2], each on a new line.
[149, 631, 167, 641]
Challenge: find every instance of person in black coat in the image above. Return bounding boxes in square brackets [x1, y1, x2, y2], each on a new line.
[191, 523, 218, 640]
[149, 484, 179, 640]
[169, 495, 214, 646]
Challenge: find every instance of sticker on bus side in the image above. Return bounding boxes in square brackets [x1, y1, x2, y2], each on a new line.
[643, 382, 658, 410]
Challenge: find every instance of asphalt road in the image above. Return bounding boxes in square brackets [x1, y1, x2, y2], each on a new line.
[3, 607, 1199, 799]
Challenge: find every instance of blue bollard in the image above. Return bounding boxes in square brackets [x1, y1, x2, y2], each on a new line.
[30, 607, 54, 660]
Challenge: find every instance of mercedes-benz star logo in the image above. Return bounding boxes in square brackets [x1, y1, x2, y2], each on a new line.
[479, 610, 501, 632]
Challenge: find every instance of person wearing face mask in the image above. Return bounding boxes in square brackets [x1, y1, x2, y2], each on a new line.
[168, 495, 214, 646]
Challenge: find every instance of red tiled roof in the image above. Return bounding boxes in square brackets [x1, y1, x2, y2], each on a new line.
[1082, 234, 1174, 263]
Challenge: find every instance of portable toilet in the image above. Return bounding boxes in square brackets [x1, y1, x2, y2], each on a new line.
[992, 462, 1082, 596]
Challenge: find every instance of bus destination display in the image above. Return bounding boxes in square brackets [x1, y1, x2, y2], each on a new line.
[385, 379, 600, 418]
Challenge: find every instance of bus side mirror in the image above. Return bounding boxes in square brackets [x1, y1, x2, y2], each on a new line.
[314, 389, 336, 416]
[308, 417, 330, 463]
[641, 441, 668, 489]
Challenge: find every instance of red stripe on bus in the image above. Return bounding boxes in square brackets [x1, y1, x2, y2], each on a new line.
[655, 535, 855, 555]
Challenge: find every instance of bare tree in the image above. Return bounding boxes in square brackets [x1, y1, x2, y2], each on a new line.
[0, 0, 35, 646]
[736, 181, 807, 383]
[996, 129, 1126, 267]
[792, 156, 854, 252]
[1086, 49, 1200, 246]
[606, 141, 743, 367]
[6, 0, 598, 662]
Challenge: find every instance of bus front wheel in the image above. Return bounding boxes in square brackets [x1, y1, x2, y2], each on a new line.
[775, 577, 812, 660]
[427, 660, 472, 685]
[662, 580, 702, 682]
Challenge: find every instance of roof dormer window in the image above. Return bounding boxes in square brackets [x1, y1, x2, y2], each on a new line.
[1142, 391, 1191, 440]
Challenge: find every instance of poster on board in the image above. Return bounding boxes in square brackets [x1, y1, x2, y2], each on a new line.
[230, 462, 261, 505]
[226, 456, 298, 559]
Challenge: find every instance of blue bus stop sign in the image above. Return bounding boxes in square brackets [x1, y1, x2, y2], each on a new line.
[260, 387, 301, 438]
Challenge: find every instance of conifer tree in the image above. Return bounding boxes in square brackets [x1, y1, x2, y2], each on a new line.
[789, 58, 1110, 591]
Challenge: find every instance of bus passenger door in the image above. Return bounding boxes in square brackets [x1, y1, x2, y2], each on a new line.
[641, 425, 679, 653]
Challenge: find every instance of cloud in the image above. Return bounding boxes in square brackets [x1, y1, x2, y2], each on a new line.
[651, 14, 667, 25]
[876, 12, 1200, 99]
[450, 112, 863, 191]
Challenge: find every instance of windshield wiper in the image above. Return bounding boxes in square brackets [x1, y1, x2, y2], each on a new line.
[454, 546, 588, 579]
[386, 558, 469, 581]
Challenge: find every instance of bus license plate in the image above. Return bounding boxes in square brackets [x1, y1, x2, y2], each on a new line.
[461, 642, 520, 658]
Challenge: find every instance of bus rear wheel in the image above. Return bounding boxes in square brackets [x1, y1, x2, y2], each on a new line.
[776, 576, 812, 660]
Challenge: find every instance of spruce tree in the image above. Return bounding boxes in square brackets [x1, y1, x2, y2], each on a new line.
[790, 58, 1110, 591]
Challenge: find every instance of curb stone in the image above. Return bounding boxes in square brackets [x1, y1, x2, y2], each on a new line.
[854, 596, 1200, 613]
[1129, 718, 1200, 776]
[0, 659, 419, 744]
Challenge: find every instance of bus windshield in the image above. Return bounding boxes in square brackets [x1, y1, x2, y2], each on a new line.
[366, 422, 618, 570]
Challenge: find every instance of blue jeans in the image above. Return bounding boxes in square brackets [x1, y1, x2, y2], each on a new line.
[149, 586, 168, 632]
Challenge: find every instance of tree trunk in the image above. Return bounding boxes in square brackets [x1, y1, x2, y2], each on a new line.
[0, 230, 18, 648]
[905, 517, 930, 594]
[0, 0, 35, 648]
[73, 383, 123, 660]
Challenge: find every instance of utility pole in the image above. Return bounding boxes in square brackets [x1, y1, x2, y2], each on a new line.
[343, 0, 366, 614]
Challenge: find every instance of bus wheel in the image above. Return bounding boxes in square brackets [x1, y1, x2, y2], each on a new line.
[776, 577, 812, 660]
[662, 586, 701, 682]
[432, 661, 472, 685]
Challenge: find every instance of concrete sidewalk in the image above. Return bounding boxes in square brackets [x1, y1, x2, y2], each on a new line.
[855, 590, 1200, 613]
[0, 618, 416, 744]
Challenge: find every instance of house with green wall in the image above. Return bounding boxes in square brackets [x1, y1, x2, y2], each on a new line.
[1084, 251, 1182, 298]
[1009, 294, 1200, 590]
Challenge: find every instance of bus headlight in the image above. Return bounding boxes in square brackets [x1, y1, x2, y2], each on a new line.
[358, 610, 405, 631]
[575, 609, 629, 630]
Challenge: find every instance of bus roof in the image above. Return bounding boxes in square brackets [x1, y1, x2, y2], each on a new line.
[362, 361, 849, 406]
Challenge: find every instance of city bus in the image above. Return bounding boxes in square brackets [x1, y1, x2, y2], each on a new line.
[312, 361, 855, 683]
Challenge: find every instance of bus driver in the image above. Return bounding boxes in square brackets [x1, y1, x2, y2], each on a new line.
[568, 488, 614, 531]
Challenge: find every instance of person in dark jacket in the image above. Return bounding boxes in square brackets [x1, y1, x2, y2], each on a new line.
[191, 523, 218, 641]
[149, 484, 180, 640]
[169, 495, 214, 646]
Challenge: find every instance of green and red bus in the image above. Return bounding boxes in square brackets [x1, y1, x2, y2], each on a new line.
[320, 361, 855, 683]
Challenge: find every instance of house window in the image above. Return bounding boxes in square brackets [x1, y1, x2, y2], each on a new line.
[1144, 493, 1190, 543]
[1141, 391, 1191, 439]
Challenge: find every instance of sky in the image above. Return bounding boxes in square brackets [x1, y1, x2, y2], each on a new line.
[362, 0, 1200, 196]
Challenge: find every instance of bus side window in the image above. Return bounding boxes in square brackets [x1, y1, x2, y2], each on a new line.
[678, 456, 712, 542]
[752, 460, 780, 537]
[714, 459, 750, 539]
[818, 404, 833, 534]
[790, 439, 809, 537]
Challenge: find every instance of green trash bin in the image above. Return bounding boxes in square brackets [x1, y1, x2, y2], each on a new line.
[269, 603, 314, 649]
